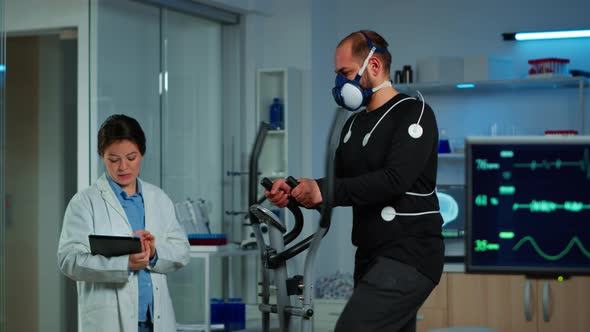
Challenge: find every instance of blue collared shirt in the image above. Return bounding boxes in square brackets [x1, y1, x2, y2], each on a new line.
[107, 175, 156, 323]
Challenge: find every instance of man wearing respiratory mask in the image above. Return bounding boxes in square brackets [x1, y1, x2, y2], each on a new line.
[265, 30, 444, 332]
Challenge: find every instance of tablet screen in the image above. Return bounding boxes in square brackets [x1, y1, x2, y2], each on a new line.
[89, 235, 142, 257]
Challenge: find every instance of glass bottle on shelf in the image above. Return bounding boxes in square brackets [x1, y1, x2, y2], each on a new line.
[269, 97, 284, 130]
[438, 128, 452, 153]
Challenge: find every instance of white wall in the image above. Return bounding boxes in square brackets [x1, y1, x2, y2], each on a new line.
[240, 0, 312, 171]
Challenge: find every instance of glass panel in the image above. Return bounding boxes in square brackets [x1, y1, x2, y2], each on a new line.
[162, 9, 224, 325]
[161, 10, 223, 226]
[92, 0, 161, 185]
[0, 0, 6, 329]
[92, 1, 231, 327]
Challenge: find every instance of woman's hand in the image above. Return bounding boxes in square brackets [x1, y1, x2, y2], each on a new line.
[133, 230, 156, 258]
[128, 240, 150, 270]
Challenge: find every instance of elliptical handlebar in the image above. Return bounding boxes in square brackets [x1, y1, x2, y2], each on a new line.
[260, 177, 304, 245]
[248, 122, 270, 210]
[259, 176, 330, 266]
[249, 107, 347, 260]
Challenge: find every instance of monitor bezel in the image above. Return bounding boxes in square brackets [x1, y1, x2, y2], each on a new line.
[465, 135, 590, 276]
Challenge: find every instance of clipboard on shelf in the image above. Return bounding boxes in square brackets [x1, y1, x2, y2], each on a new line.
[89, 235, 142, 257]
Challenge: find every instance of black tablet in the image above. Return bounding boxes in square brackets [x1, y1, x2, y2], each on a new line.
[89, 235, 142, 257]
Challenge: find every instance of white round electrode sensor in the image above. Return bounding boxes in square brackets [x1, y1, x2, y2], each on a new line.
[381, 206, 396, 221]
[408, 123, 423, 139]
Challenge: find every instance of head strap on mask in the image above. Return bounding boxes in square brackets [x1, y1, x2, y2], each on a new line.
[332, 31, 390, 111]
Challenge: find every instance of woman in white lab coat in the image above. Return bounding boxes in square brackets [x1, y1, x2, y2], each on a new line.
[58, 114, 190, 332]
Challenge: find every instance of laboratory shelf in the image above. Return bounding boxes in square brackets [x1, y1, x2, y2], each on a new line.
[396, 76, 588, 94]
[438, 153, 465, 160]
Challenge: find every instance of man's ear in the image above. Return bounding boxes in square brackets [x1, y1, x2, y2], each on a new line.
[367, 56, 382, 77]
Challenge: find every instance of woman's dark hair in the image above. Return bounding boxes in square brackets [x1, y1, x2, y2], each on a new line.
[97, 114, 146, 157]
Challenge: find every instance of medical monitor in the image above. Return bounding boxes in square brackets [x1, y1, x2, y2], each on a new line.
[437, 184, 465, 239]
[465, 136, 590, 275]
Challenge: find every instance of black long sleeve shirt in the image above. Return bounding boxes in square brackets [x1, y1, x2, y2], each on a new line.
[318, 93, 444, 284]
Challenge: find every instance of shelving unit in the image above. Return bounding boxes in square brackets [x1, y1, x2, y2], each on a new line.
[398, 76, 590, 185]
[438, 153, 465, 160]
[255, 68, 302, 222]
[397, 76, 588, 94]
[400, 76, 589, 134]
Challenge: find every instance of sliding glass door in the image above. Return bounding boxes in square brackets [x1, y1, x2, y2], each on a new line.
[161, 9, 223, 227]
[0, 0, 6, 330]
[92, 1, 224, 215]
[93, 0, 162, 183]
[91, 0, 233, 324]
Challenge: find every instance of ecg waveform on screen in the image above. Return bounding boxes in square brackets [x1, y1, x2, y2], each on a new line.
[512, 200, 590, 213]
[512, 148, 590, 179]
[512, 236, 590, 261]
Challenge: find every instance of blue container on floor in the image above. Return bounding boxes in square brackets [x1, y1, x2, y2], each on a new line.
[227, 298, 245, 331]
[210, 298, 245, 331]
[210, 298, 225, 326]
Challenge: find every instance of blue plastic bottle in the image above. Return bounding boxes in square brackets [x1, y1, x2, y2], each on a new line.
[269, 97, 284, 130]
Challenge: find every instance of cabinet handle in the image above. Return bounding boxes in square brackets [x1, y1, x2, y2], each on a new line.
[524, 279, 532, 321]
[158, 72, 162, 95]
[542, 281, 550, 322]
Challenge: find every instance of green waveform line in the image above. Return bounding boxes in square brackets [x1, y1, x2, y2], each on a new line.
[512, 236, 590, 260]
[512, 200, 590, 213]
[512, 148, 590, 179]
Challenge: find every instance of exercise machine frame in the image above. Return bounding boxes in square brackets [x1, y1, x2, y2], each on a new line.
[247, 110, 347, 332]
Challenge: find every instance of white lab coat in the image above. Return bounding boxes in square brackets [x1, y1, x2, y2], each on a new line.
[58, 174, 190, 332]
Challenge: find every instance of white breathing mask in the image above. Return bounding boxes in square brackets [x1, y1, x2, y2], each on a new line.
[332, 56, 392, 111]
[332, 31, 390, 111]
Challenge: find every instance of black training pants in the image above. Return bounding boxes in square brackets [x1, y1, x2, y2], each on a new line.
[334, 257, 435, 332]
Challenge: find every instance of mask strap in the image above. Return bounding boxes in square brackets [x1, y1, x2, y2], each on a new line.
[372, 80, 392, 93]
[357, 46, 376, 77]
